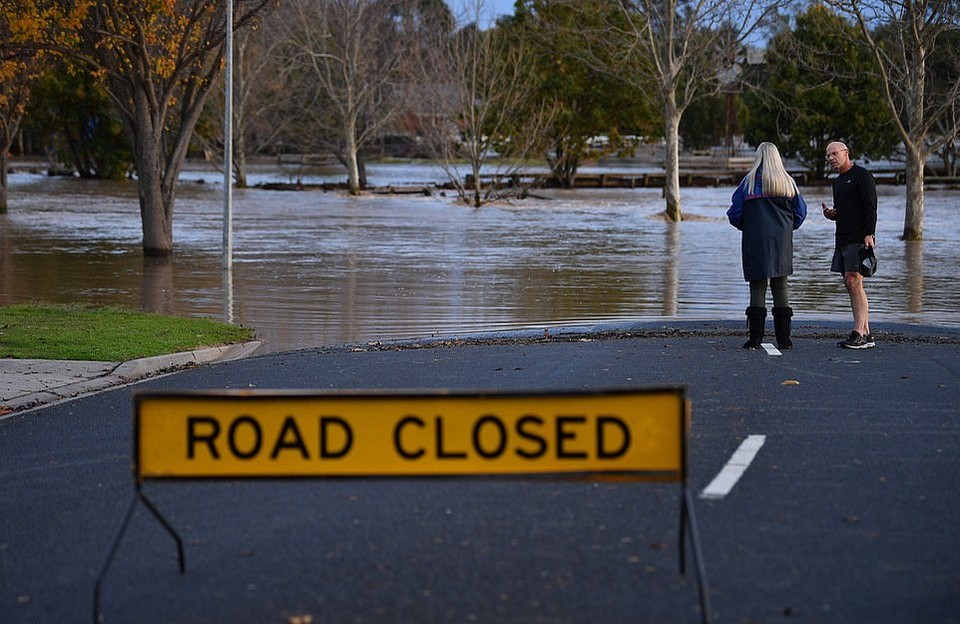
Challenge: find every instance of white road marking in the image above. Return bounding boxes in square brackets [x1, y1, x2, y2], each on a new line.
[762, 343, 781, 356]
[699, 434, 767, 500]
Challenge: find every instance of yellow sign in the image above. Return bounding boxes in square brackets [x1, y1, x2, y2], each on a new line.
[134, 389, 686, 481]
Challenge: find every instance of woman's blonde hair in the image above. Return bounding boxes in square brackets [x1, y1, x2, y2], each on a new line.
[746, 142, 797, 198]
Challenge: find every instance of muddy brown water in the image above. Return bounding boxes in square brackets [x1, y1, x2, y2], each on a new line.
[2, 162, 957, 353]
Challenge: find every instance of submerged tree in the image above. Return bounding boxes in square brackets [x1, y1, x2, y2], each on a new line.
[413, 1, 555, 207]
[741, 4, 898, 177]
[196, 11, 292, 189]
[928, 30, 960, 177]
[826, 0, 960, 240]
[67, 0, 271, 256]
[508, 0, 659, 188]
[563, 0, 782, 221]
[276, 0, 416, 195]
[0, 0, 89, 212]
[0, 47, 33, 212]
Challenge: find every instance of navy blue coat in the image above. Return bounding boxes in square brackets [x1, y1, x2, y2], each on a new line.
[727, 173, 807, 282]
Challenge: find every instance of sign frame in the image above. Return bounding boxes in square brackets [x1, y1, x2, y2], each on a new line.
[94, 387, 710, 623]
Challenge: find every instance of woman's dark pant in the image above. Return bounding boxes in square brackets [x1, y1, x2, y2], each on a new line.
[749, 276, 788, 308]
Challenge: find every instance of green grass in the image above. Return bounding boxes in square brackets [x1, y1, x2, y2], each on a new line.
[0, 303, 255, 361]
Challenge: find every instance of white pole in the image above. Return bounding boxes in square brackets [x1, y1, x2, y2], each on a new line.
[222, 0, 234, 270]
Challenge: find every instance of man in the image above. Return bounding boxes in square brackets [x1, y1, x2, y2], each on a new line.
[821, 141, 877, 349]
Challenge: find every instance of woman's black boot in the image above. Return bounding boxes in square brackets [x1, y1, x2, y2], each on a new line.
[743, 306, 766, 349]
[773, 306, 793, 349]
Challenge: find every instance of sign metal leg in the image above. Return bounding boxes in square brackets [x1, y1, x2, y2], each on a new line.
[92, 491, 185, 623]
[683, 487, 712, 624]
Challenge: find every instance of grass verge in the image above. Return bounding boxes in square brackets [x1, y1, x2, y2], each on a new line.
[0, 303, 255, 361]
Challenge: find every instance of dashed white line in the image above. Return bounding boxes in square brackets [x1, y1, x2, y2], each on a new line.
[761, 343, 781, 356]
[699, 434, 767, 500]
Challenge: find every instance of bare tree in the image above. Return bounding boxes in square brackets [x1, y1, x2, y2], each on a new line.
[277, 0, 410, 195]
[198, 12, 294, 188]
[413, 1, 555, 207]
[929, 30, 960, 177]
[932, 108, 959, 177]
[825, 0, 960, 240]
[561, 0, 779, 221]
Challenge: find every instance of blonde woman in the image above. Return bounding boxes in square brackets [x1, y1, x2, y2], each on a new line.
[727, 142, 807, 349]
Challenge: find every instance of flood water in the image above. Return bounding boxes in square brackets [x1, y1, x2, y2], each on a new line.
[2, 161, 958, 353]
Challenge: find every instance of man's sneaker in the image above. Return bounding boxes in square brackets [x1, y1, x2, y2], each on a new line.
[839, 331, 873, 349]
[865, 333, 876, 347]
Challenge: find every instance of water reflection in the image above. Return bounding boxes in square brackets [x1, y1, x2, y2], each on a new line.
[1, 163, 959, 353]
[222, 268, 235, 326]
[142, 256, 173, 314]
[905, 241, 923, 315]
[662, 222, 680, 316]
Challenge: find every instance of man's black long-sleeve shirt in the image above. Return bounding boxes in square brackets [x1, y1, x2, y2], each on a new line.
[832, 164, 877, 246]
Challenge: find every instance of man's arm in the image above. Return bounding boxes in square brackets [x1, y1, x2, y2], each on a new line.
[860, 168, 878, 238]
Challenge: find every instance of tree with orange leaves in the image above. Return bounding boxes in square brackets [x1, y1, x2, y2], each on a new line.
[0, 1, 89, 212]
[67, 0, 272, 256]
[0, 54, 32, 213]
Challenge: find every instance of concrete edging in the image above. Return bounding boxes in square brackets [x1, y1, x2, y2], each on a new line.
[0, 341, 262, 416]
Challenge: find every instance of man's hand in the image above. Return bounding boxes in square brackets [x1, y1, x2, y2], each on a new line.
[821, 202, 837, 220]
[864, 234, 876, 249]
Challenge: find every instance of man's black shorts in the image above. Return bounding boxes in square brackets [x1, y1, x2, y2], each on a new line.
[831, 243, 862, 274]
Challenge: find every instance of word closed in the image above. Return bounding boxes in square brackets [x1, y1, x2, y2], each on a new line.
[135, 389, 686, 480]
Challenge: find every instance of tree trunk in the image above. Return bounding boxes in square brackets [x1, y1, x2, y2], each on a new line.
[358, 156, 367, 190]
[902, 143, 925, 241]
[549, 140, 580, 189]
[663, 93, 682, 222]
[345, 120, 361, 195]
[234, 129, 248, 189]
[136, 133, 174, 256]
[471, 160, 483, 208]
[1, 127, 14, 213]
[0, 152, 8, 214]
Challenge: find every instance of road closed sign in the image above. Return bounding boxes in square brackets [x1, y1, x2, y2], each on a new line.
[134, 388, 687, 481]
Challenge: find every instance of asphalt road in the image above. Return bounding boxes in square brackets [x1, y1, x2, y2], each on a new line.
[2, 321, 959, 624]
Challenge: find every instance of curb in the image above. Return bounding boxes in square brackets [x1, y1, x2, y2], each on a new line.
[112, 340, 263, 380]
[0, 341, 262, 416]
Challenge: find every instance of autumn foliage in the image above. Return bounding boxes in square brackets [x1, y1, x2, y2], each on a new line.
[0, 1, 91, 210]
[1, 0, 270, 248]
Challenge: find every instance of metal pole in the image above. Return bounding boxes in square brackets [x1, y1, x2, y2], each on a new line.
[222, 0, 234, 270]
